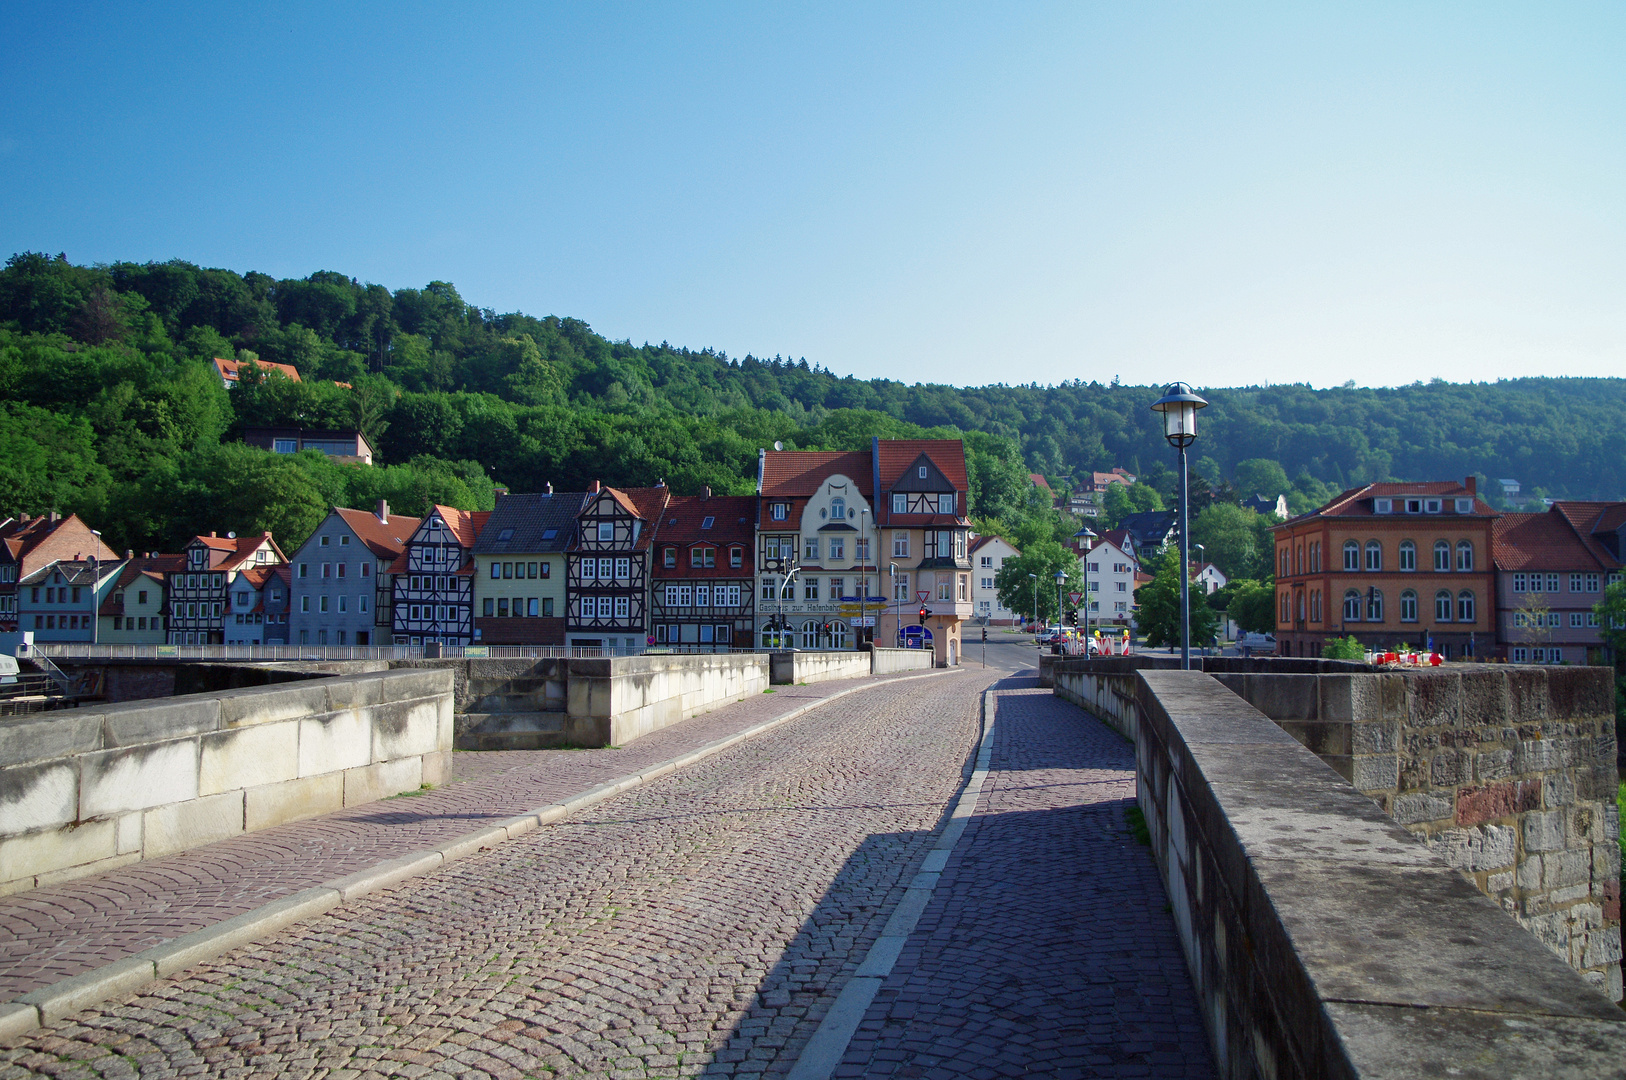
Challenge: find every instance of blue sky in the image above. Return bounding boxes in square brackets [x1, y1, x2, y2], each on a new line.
[2, 3, 1621, 390]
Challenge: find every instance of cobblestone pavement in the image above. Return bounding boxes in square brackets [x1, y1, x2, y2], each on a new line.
[0, 671, 939, 1000]
[835, 685, 1215, 1079]
[0, 668, 999, 1078]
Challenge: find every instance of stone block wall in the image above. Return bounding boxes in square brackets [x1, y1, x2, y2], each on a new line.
[868, 647, 934, 675]
[0, 669, 453, 896]
[790, 651, 873, 685]
[1131, 669, 1625, 1078]
[566, 653, 769, 746]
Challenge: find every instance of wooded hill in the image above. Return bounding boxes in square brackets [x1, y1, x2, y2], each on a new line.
[2, 251, 1622, 555]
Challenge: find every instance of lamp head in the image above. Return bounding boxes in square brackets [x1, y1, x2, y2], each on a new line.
[1150, 381, 1208, 448]
[1054, 569, 1067, 585]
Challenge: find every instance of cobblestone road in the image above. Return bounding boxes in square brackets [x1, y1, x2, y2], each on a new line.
[835, 686, 1215, 1078]
[0, 673, 931, 999]
[1, 670, 995, 1078]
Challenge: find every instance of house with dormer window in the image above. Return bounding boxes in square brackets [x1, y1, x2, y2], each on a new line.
[565, 482, 669, 652]
[166, 532, 286, 644]
[290, 501, 420, 647]
[471, 487, 586, 645]
[649, 490, 755, 651]
[390, 505, 489, 646]
[874, 438, 972, 665]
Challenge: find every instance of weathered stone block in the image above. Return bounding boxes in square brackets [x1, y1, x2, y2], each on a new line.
[1456, 779, 1541, 827]
[80, 740, 199, 818]
[1542, 849, 1591, 890]
[142, 791, 244, 857]
[0, 761, 78, 833]
[218, 682, 332, 728]
[421, 750, 452, 787]
[1488, 870, 1514, 893]
[1350, 721, 1398, 755]
[1393, 791, 1453, 826]
[0, 713, 103, 768]
[1506, 668, 1550, 723]
[1458, 669, 1510, 726]
[0, 819, 115, 884]
[115, 812, 141, 854]
[1513, 738, 1559, 775]
[370, 699, 441, 762]
[297, 710, 371, 776]
[96, 696, 221, 747]
[1243, 675, 1319, 721]
[244, 773, 343, 831]
[198, 722, 299, 795]
[1406, 671, 1462, 727]
[376, 668, 454, 704]
[323, 675, 383, 710]
[1518, 855, 1543, 891]
[342, 757, 421, 807]
[1430, 750, 1470, 787]
[1524, 810, 1565, 853]
[1351, 753, 1398, 793]
[1474, 747, 1513, 783]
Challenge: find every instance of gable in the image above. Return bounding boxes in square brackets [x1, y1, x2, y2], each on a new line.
[891, 453, 955, 493]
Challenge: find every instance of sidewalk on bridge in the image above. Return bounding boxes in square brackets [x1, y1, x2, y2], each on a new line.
[0, 668, 946, 1004]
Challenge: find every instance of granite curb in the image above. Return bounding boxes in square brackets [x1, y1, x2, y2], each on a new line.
[0, 668, 951, 1042]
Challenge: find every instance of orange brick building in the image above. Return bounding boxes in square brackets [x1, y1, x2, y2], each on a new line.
[1272, 479, 1498, 658]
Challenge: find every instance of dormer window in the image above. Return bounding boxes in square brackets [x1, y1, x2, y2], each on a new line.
[1455, 498, 1473, 513]
[1405, 499, 1422, 513]
[771, 503, 788, 521]
[701, 516, 715, 530]
[1374, 498, 1392, 513]
[664, 547, 677, 568]
[597, 522, 614, 542]
[830, 497, 845, 520]
[497, 528, 515, 542]
[730, 546, 743, 568]
[1425, 499, 1442, 514]
[918, 466, 927, 478]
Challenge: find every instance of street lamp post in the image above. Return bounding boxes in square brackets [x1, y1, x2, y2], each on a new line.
[1193, 542, 1206, 653]
[1054, 569, 1067, 641]
[1027, 573, 1039, 633]
[858, 508, 870, 649]
[1077, 524, 1097, 643]
[1150, 382, 1209, 670]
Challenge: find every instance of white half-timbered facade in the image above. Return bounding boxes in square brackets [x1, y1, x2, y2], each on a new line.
[390, 505, 488, 646]
[565, 483, 669, 651]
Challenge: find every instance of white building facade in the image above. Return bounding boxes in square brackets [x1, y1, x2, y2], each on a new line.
[969, 535, 1021, 625]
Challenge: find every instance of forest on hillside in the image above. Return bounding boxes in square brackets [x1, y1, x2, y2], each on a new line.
[3, 251, 1623, 557]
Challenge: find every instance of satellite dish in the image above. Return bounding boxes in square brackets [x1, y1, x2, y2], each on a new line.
[227, 531, 236, 539]
[773, 441, 783, 451]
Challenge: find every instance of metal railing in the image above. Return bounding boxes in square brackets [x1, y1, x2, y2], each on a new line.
[30, 642, 675, 662]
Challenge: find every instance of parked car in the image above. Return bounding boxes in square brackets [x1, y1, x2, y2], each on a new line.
[1238, 632, 1276, 653]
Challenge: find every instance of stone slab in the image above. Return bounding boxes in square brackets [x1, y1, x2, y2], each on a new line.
[0, 761, 78, 833]
[0, 713, 103, 769]
[79, 739, 199, 818]
[342, 757, 422, 807]
[17, 955, 155, 1026]
[142, 791, 245, 858]
[1323, 1001, 1626, 1080]
[244, 772, 344, 831]
[297, 708, 371, 776]
[198, 721, 299, 795]
[0, 819, 116, 886]
[141, 886, 343, 978]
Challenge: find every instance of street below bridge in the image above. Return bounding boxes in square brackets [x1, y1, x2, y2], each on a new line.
[1, 652, 1210, 1079]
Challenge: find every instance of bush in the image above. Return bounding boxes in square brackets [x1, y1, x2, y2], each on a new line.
[1321, 635, 1365, 661]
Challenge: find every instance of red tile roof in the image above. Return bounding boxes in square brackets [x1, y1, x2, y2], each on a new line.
[1279, 480, 1495, 526]
[602, 486, 671, 525]
[430, 505, 492, 548]
[759, 451, 873, 499]
[334, 507, 422, 559]
[875, 439, 969, 492]
[0, 514, 118, 573]
[1549, 501, 1626, 567]
[186, 532, 288, 571]
[213, 356, 301, 384]
[654, 495, 755, 578]
[1494, 507, 1621, 572]
[1029, 473, 1051, 492]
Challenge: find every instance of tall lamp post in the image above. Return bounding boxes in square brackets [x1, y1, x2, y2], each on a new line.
[1150, 382, 1209, 670]
[1077, 524, 1097, 642]
[1054, 569, 1067, 638]
[1027, 573, 1038, 633]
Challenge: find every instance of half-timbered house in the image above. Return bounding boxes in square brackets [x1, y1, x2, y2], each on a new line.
[874, 438, 972, 666]
[565, 482, 669, 652]
[649, 491, 755, 651]
[166, 533, 286, 644]
[389, 505, 489, 646]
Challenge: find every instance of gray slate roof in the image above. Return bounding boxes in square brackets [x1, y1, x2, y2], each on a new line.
[471, 492, 589, 554]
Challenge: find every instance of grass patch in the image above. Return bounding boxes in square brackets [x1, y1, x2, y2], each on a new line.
[1125, 804, 1151, 847]
[763, 688, 777, 694]
[386, 783, 434, 799]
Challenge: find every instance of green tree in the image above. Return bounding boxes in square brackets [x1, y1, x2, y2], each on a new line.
[993, 540, 1078, 626]
[1223, 579, 1277, 635]
[1234, 458, 1292, 499]
[1191, 503, 1266, 580]
[1134, 546, 1221, 648]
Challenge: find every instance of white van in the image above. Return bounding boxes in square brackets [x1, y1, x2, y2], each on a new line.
[1237, 632, 1276, 652]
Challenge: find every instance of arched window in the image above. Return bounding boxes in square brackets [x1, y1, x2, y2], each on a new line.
[1365, 541, 1382, 571]
[1343, 541, 1360, 571]
[1297, 592, 1306, 621]
[1399, 540, 1416, 572]
[1311, 590, 1321, 622]
[1435, 590, 1453, 621]
[1434, 541, 1451, 571]
[830, 496, 846, 520]
[1295, 545, 1303, 576]
[1457, 591, 1475, 622]
[1280, 592, 1290, 622]
[800, 620, 822, 648]
[1313, 542, 1321, 573]
[1456, 541, 1474, 572]
[1400, 589, 1418, 622]
[1280, 548, 1289, 578]
[1343, 590, 1362, 621]
[1366, 589, 1383, 622]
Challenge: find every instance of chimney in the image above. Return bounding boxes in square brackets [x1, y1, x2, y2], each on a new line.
[125, 549, 134, 559]
[589, 480, 601, 494]
[1465, 476, 1476, 495]
[702, 485, 711, 499]
[18, 513, 28, 523]
[544, 482, 553, 495]
[210, 531, 217, 538]
[49, 512, 60, 523]
[377, 499, 390, 523]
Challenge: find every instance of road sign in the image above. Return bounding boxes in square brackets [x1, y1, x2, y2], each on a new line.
[1069, 592, 1083, 606]
[916, 590, 930, 603]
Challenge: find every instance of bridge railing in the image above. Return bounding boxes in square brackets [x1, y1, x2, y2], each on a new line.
[30, 643, 657, 662]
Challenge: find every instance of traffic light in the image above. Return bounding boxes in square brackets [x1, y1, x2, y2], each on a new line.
[918, 605, 929, 624]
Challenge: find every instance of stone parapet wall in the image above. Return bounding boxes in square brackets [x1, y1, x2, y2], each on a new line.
[1052, 656, 1621, 999]
[869, 647, 934, 675]
[787, 651, 872, 685]
[1130, 669, 1625, 1078]
[567, 653, 769, 746]
[0, 669, 454, 896]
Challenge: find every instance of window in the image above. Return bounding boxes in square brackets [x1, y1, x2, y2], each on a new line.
[1569, 573, 1583, 593]
[611, 557, 627, 580]
[918, 466, 928, 479]
[537, 562, 547, 578]
[614, 596, 629, 619]
[1343, 541, 1360, 571]
[1424, 499, 1442, 514]
[1343, 590, 1361, 621]
[320, 535, 330, 547]
[762, 577, 778, 600]
[771, 503, 788, 521]
[1585, 573, 1600, 593]
[1457, 591, 1475, 622]
[138, 590, 148, 605]
[337, 596, 347, 613]
[322, 563, 330, 579]
[855, 538, 870, 562]
[829, 538, 845, 561]
[498, 598, 509, 617]
[664, 548, 677, 568]
[1455, 498, 1473, 513]
[360, 563, 370, 579]
[692, 547, 716, 568]
[483, 598, 495, 616]
[1512, 572, 1526, 593]
[597, 521, 614, 542]
[1400, 590, 1418, 622]
[1374, 498, 1392, 513]
[892, 493, 906, 513]
[1545, 573, 1560, 592]
[730, 547, 743, 569]
[894, 573, 910, 601]
[828, 577, 844, 600]
[893, 533, 909, 558]
[543, 598, 554, 617]
[1435, 590, 1453, 621]
[301, 596, 310, 613]
[1512, 648, 1528, 663]
[335, 562, 346, 579]
[830, 497, 846, 519]
[694, 584, 710, 607]
[1399, 540, 1416, 571]
[1365, 541, 1381, 571]
[936, 578, 951, 601]
[237, 591, 249, 606]
[1434, 541, 1451, 572]
[340, 535, 350, 546]
[938, 493, 955, 514]
[1547, 611, 1561, 628]
[1456, 541, 1474, 572]
[980, 555, 992, 568]
[1366, 590, 1383, 622]
[490, 563, 501, 579]
[319, 596, 329, 613]
[804, 577, 819, 600]
[1405, 498, 1422, 514]
[1569, 612, 1584, 628]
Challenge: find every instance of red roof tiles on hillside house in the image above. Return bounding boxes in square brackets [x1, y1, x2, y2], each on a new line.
[657, 494, 756, 579]
[1278, 479, 1494, 528]
[333, 506, 422, 559]
[758, 451, 874, 499]
[1493, 508, 1622, 572]
[212, 356, 302, 385]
